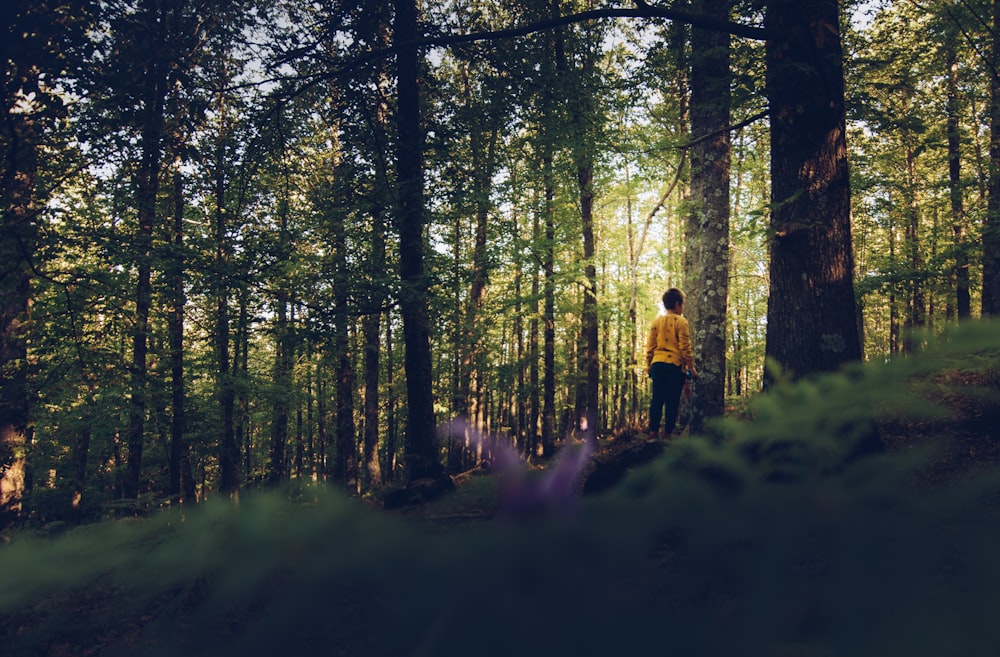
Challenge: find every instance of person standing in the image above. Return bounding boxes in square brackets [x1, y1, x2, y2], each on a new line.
[645, 288, 698, 439]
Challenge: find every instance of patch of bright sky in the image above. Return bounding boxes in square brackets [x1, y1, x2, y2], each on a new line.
[850, 0, 888, 31]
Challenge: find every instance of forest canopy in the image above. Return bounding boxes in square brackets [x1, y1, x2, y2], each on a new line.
[1, 0, 999, 525]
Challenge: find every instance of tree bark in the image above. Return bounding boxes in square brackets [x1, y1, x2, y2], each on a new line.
[902, 142, 924, 355]
[270, 204, 292, 486]
[361, 17, 391, 491]
[946, 43, 971, 320]
[124, 1, 169, 503]
[985, 0, 1000, 317]
[167, 166, 193, 503]
[0, 69, 37, 530]
[688, 0, 731, 431]
[763, 0, 863, 382]
[395, 0, 444, 483]
[578, 159, 599, 439]
[214, 114, 239, 496]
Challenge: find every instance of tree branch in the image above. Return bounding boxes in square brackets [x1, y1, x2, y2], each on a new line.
[417, 6, 769, 50]
[679, 108, 770, 150]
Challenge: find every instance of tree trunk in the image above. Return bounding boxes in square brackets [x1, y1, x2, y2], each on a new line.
[542, 152, 557, 455]
[946, 44, 971, 320]
[763, 0, 863, 382]
[985, 0, 1000, 317]
[688, 0, 731, 432]
[383, 316, 397, 483]
[529, 208, 541, 459]
[236, 289, 251, 489]
[361, 199, 386, 491]
[578, 159, 599, 439]
[124, 15, 168, 503]
[270, 201, 292, 485]
[0, 75, 38, 529]
[214, 123, 238, 496]
[167, 166, 192, 503]
[902, 142, 924, 355]
[333, 306, 356, 488]
[362, 32, 392, 491]
[362, 302, 383, 493]
[395, 0, 443, 484]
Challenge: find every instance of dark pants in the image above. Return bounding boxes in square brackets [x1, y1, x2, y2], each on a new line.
[648, 362, 686, 435]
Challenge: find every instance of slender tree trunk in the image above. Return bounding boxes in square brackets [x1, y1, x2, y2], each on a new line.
[270, 203, 292, 485]
[124, 18, 168, 503]
[625, 163, 640, 426]
[305, 360, 315, 477]
[167, 166, 192, 503]
[946, 45, 971, 320]
[513, 249, 525, 449]
[448, 201, 465, 472]
[361, 201, 386, 491]
[763, 0, 863, 381]
[330, 140, 357, 489]
[542, 153, 557, 455]
[362, 302, 383, 493]
[889, 215, 900, 355]
[333, 311, 356, 488]
[395, 0, 443, 484]
[214, 123, 238, 496]
[383, 316, 397, 483]
[236, 289, 250, 489]
[985, 0, 1000, 316]
[901, 141, 924, 354]
[529, 208, 541, 458]
[295, 373, 304, 478]
[316, 361, 328, 479]
[456, 64, 501, 457]
[578, 160, 599, 439]
[688, 0, 731, 432]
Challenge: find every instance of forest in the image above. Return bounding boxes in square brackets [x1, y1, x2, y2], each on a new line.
[1, 0, 1000, 653]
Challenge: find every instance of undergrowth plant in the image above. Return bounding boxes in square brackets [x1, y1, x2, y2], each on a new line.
[1, 320, 998, 657]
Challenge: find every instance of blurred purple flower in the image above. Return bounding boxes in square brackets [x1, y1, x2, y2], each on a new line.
[440, 418, 596, 519]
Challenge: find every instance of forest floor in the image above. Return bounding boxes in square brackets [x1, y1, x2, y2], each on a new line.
[394, 368, 1000, 527]
[3, 366, 999, 657]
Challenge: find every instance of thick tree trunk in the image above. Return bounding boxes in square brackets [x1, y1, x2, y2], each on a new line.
[688, 0, 731, 432]
[0, 92, 37, 530]
[763, 0, 863, 382]
[395, 0, 444, 484]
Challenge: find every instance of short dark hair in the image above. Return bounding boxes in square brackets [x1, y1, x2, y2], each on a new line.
[662, 288, 685, 310]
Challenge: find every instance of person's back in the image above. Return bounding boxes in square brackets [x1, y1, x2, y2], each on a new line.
[645, 288, 697, 439]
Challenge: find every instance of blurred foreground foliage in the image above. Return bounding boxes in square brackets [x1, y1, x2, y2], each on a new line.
[1, 320, 999, 657]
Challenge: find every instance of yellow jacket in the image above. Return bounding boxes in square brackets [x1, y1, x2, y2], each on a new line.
[645, 313, 694, 371]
